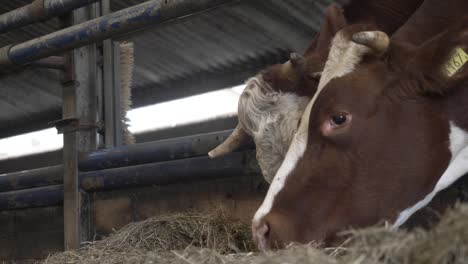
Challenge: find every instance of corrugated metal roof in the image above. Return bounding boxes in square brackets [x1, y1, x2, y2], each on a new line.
[0, 0, 342, 138]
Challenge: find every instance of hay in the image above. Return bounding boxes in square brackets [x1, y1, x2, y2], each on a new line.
[44, 204, 468, 264]
[44, 212, 255, 264]
[341, 202, 468, 264]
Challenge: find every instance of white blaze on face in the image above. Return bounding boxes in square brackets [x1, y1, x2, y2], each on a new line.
[253, 30, 372, 225]
[393, 121, 468, 227]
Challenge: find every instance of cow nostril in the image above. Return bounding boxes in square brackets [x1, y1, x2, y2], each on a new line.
[261, 222, 270, 238]
[253, 222, 270, 251]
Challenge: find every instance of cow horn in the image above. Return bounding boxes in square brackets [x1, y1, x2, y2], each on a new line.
[208, 124, 250, 158]
[351, 31, 390, 55]
[309, 71, 322, 80]
[290, 52, 305, 69]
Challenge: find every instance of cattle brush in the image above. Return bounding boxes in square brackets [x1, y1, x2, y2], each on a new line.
[119, 42, 135, 145]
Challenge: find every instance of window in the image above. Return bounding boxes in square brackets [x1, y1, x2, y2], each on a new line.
[0, 85, 245, 160]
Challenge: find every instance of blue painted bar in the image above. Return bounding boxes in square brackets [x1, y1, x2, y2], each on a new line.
[80, 129, 254, 171]
[0, 151, 259, 210]
[0, 185, 63, 210]
[80, 151, 259, 191]
[45, 0, 98, 14]
[0, 0, 232, 67]
[0, 130, 255, 192]
[0, 165, 63, 192]
[0, 0, 99, 34]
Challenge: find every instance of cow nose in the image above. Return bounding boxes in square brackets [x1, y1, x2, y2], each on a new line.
[252, 221, 270, 251]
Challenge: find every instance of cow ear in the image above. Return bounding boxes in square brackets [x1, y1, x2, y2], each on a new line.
[406, 19, 468, 95]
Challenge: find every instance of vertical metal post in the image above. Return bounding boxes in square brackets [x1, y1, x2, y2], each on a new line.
[102, 0, 123, 148]
[113, 42, 123, 146]
[61, 4, 99, 250]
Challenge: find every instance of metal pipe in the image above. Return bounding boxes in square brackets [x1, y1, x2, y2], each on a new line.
[0, 185, 63, 210]
[0, 165, 63, 192]
[80, 151, 259, 191]
[0, 130, 255, 192]
[0, 0, 233, 67]
[27, 56, 66, 69]
[0, 0, 100, 34]
[0, 151, 259, 210]
[79, 129, 254, 171]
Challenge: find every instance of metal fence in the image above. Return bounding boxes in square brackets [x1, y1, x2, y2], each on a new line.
[0, 0, 258, 253]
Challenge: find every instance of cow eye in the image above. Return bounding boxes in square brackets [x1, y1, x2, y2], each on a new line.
[322, 112, 351, 136]
[328, 112, 351, 129]
[331, 114, 347, 126]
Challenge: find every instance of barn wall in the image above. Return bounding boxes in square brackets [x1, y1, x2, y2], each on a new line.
[0, 206, 63, 262]
[92, 174, 267, 236]
[0, 173, 266, 261]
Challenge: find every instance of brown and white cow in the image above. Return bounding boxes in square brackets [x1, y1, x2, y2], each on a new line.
[209, 0, 423, 183]
[252, 6, 468, 250]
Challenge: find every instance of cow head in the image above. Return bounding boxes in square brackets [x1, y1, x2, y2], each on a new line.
[207, 54, 314, 183]
[236, 61, 312, 183]
[208, 5, 347, 183]
[252, 20, 468, 249]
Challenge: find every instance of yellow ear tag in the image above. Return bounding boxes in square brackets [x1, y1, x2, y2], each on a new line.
[443, 47, 468, 77]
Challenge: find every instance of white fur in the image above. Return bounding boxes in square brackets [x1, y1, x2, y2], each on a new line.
[318, 32, 371, 90]
[239, 76, 309, 183]
[253, 95, 313, 226]
[253, 30, 369, 225]
[393, 121, 468, 227]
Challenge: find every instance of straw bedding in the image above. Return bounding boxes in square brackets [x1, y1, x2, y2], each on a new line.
[44, 203, 468, 264]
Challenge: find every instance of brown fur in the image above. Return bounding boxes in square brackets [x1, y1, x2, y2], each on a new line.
[238, 1, 425, 182]
[342, 0, 423, 34]
[264, 0, 424, 96]
[392, 0, 468, 45]
[254, 10, 468, 249]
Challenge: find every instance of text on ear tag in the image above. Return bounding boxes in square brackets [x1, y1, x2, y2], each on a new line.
[443, 47, 468, 77]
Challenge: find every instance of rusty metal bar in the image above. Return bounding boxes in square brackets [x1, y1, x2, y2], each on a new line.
[61, 4, 99, 250]
[102, 41, 122, 148]
[27, 56, 66, 69]
[0, 0, 99, 34]
[0, 151, 259, 210]
[0, 130, 254, 192]
[79, 129, 253, 171]
[0, 165, 63, 192]
[81, 151, 259, 191]
[0, 0, 233, 68]
[101, 0, 123, 148]
[0, 185, 63, 210]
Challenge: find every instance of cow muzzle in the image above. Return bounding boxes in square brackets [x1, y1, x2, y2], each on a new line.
[252, 221, 271, 251]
